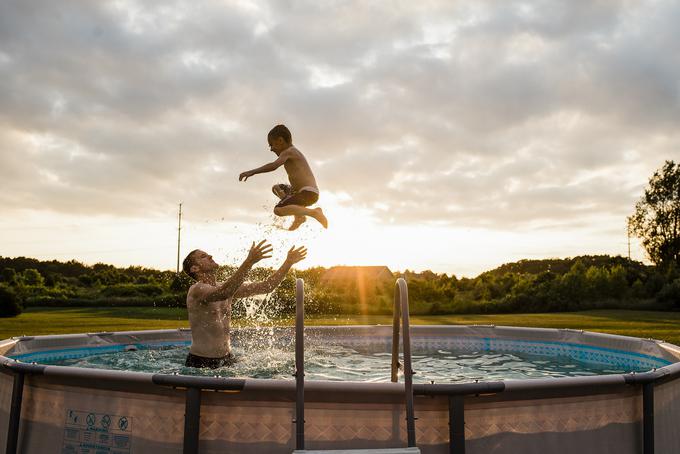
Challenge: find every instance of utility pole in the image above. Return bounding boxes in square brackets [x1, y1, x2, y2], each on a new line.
[176, 202, 183, 273]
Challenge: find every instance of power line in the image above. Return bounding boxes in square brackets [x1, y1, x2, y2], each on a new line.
[176, 202, 182, 274]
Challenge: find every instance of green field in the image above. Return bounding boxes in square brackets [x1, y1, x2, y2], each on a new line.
[1, 307, 680, 345]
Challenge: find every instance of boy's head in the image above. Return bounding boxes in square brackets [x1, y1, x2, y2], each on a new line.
[268, 124, 292, 154]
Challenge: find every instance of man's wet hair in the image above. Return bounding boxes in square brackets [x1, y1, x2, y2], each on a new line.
[268, 124, 292, 144]
[182, 249, 201, 280]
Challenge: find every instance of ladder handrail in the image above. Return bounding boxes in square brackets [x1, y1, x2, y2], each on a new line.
[295, 277, 417, 451]
[391, 278, 417, 448]
[391, 293, 401, 382]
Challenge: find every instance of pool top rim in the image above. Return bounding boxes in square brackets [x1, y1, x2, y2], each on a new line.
[1, 324, 679, 393]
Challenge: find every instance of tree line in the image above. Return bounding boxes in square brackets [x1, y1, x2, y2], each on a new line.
[0, 254, 678, 318]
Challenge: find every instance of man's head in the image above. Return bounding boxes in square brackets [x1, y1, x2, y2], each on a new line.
[182, 249, 218, 280]
[268, 124, 292, 154]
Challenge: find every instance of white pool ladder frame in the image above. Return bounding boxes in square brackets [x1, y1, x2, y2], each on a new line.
[293, 277, 419, 453]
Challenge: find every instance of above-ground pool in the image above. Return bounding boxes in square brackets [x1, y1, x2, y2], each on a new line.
[6, 326, 674, 382]
[2, 324, 680, 453]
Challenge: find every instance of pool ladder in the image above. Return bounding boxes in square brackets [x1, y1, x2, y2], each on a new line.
[293, 277, 420, 454]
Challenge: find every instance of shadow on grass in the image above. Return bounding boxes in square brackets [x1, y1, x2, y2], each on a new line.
[26, 306, 188, 321]
[24, 307, 680, 326]
[572, 310, 680, 325]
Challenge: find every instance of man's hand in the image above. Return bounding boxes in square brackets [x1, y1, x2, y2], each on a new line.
[285, 245, 307, 265]
[239, 170, 254, 182]
[246, 240, 273, 264]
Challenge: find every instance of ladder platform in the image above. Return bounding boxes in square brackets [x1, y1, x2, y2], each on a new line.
[293, 448, 421, 454]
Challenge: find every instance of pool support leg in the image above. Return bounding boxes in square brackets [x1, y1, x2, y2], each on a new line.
[625, 371, 659, 454]
[448, 395, 465, 454]
[6, 371, 24, 454]
[643, 382, 654, 454]
[183, 386, 202, 454]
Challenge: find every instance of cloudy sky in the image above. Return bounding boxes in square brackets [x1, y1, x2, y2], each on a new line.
[1, 0, 679, 277]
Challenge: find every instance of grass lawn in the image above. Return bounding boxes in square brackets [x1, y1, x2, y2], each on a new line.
[1, 307, 680, 345]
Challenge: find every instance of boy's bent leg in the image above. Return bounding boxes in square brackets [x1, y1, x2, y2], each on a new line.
[274, 190, 327, 228]
[312, 207, 328, 228]
[288, 215, 307, 231]
[274, 204, 313, 217]
[274, 204, 327, 228]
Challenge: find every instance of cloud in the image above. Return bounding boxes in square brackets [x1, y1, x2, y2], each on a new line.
[0, 0, 679, 234]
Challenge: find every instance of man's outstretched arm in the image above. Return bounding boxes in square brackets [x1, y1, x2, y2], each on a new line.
[234, 246, 307, 298]
[195, 240, 273, 304]
[239, 151, 290, 181]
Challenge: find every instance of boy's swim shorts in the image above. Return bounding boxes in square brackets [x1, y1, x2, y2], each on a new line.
[273, 184, 319, 208]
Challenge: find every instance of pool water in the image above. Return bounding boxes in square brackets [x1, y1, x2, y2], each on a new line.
[35, 341, 652, 383]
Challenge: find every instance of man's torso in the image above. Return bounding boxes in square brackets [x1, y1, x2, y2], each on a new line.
[186, 283, 232, 358]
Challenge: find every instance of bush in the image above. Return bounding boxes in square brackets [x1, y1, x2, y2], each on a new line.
[24, 294, 185, 308]
[1, 268, 17, 285]
[170, 273, 193, 292]
[657, 278, 680, 307]
[0, 285, 22, 317]
[78, 274, 97, 287]
[21, 268, 44, 287]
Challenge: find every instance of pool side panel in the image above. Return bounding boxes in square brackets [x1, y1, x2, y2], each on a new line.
[15, 375, 188, 454]
[311, 326, 673, 369]
[3, 374, 419, 453]
[654, 375, 680, 452]
[6, 329, 192, 359]
[0, 372, 12, 454]
[462, 389, 641, 454]
[658, 341, 680, 362]
[3, 368, 680, 453]
[0, 341, 16, 359]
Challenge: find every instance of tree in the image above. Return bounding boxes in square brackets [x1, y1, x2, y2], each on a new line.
[657, 278, 680, 307]
[629, 160, 680, 268]
[0, 285, 22, 317]
[559, 260, 587, 310]
[20, 269, 45, 287]
[1, 268, 17, 285]
[170, 273, 192, 293]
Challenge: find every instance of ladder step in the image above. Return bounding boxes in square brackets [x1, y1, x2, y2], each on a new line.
[293, 448, 421, 454]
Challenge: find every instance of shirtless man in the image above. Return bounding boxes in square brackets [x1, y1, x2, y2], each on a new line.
[239, 124, 328, 231]
[182, 241, 307, 368]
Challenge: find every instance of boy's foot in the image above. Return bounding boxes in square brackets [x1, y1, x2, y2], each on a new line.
[288, 216, 307, 231]
[312, 207, 328, 228]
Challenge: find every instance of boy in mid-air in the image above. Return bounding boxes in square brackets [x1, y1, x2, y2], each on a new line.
[239, 124, 328, 231]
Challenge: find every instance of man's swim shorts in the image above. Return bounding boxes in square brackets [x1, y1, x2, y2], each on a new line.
[185, 352, 236, 369]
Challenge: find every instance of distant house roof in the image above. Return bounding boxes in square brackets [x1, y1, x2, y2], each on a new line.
[321, 266, 394, 283]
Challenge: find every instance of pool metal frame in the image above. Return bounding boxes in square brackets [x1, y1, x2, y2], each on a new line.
[2, 278, 680, 454]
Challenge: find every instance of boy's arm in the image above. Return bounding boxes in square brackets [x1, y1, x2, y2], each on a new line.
[193, 240, 273, 304]
[234, 246, 307, 298]
[239, 150, 291, 181]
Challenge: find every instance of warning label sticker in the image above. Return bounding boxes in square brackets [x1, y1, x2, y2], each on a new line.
[62, 409, 132, 454]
